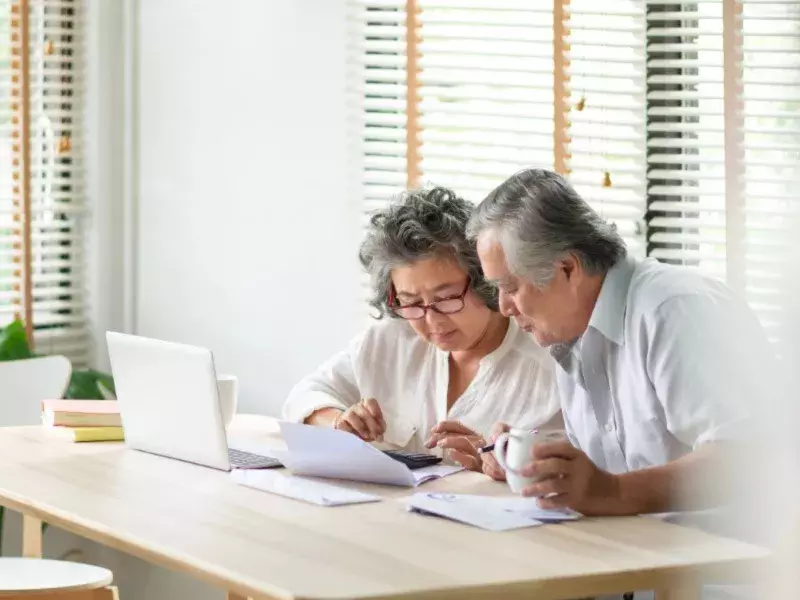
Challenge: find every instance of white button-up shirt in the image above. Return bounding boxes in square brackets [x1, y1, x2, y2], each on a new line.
[283, 318, 561, 452]
[553, 256, 773, 475]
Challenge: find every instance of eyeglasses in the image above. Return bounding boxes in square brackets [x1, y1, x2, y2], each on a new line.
[389, 278, 471, 320]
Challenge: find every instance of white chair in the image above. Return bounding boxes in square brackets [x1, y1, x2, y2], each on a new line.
[0, 557, 117, 599]
[0, 356, 72, 427]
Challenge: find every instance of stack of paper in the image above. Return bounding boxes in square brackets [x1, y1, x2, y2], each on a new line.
[232, 469, 381, 507]
[278, 422, 462, 487]
[407, 493, 582, 531]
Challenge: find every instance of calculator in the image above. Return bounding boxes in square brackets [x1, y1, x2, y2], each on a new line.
[382, 449, 442, 470]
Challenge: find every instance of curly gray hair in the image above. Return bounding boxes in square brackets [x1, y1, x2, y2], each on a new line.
[359, 187, 499, 319]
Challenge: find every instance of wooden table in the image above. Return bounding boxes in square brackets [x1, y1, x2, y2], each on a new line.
[0, 416, 768, 600]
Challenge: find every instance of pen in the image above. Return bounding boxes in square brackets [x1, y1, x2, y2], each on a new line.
[477, 429, 539, 454]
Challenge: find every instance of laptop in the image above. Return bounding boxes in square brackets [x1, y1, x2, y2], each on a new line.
[106, 331, 281, 471]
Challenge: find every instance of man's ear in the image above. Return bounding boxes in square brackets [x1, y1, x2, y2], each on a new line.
[560, 253, 580, 281]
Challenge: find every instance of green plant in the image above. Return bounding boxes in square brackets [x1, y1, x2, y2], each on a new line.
[0, 319, 116, 400]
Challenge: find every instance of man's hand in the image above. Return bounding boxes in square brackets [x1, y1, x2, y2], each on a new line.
[519, 440, 621, 515]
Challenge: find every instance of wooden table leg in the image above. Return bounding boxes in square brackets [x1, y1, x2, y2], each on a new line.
[22, 514, 43, 558]
[654, 585, 701, 600]
[226, 593, 249, 600]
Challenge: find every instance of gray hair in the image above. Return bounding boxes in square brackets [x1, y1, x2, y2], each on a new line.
[467, 168, 627, 286]
[359, 187, 499, 319]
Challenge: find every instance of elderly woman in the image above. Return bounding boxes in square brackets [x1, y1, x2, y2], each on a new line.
[282, 187, 559, 466]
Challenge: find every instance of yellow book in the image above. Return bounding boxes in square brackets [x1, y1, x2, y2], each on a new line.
[51, 426, 125, 443]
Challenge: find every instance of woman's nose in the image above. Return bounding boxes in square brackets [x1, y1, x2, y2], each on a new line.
[424, 308, 449, 326]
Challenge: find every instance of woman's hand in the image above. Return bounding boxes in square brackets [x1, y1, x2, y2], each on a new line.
[425, 420, 486, 471]
[333, 398, 386, 442]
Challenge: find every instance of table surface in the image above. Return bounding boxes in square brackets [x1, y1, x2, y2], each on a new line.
[0, 415, 769, 600]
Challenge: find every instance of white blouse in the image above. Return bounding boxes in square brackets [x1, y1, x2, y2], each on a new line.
[282, 318, 561, 453]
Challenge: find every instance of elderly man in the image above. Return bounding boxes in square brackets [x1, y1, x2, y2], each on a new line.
[457, 168, 775, 518]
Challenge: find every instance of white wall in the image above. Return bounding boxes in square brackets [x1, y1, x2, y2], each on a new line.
[69, 1, 356, 598]
[135, 0, 360, 415]
[85, 0, 127, 370]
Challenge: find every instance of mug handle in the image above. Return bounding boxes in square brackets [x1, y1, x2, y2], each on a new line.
[493, 432, 527, 477]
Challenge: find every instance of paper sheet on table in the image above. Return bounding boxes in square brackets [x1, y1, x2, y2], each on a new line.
[406, 492, 582, 531]
[232, 469, 381, 506]
[278, 422, 463, 487]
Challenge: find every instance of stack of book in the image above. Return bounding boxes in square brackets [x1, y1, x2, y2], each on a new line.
[42, 399, 124, 442]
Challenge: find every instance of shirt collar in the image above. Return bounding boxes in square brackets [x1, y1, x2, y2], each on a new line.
[587, 255, 636, 346]
[480, 317, 517, 365]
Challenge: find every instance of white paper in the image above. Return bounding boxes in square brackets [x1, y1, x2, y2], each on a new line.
[406, 493, 582, 531]
[232, 469, 382, 506]
[483, 496, 582, 521]
[412, 463, 464, 485]
[278, 422, 463, 487]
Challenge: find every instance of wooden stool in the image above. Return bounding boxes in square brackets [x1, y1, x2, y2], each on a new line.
[0, 558, 118, 599]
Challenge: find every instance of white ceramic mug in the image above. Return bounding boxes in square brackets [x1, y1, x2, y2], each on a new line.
[493, 428, 546, 493]
[216, 374, 239, 428]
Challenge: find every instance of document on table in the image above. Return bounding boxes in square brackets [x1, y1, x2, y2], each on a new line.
[278, 422, 463, 487]
[406, 493, 582, 532]
[232, 469, 381, 507]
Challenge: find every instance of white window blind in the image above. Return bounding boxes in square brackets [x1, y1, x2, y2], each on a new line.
[646, 1, 728, 279]
[567, 0, 648, 257]
[348, 0, 800, 342]
[347, 0, 409, 304]
[740, 0, 800, 347]
[646, 0, 800, 347]
[0, 0, 88, 365]
[349, 0, 652, 253]
[417, 0, 555, 203]
[348, 0, 409, 227]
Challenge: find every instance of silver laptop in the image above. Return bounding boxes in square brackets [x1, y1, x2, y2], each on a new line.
[106, 331, 280, 471]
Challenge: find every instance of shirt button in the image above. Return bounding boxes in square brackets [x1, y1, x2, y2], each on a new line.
[604, 423, 614, 432]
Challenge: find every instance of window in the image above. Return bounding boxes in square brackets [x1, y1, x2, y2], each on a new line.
[348, 0, 800, 343]
[0, 0, 88, 364]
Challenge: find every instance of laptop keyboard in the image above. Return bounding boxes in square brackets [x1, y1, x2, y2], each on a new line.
[228, 448, 283, 470]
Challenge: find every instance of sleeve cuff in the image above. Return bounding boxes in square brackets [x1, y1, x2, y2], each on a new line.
[281, 391, 349, 424]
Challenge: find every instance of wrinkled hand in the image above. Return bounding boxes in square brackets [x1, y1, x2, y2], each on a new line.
[520, 440, 620, 515]
[334, 398, 386, 442]
[481, 422, 510, 481]
[425, 421, 485, 471]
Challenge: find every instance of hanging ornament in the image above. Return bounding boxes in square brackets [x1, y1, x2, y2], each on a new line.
[602, 171, 612, 188]
[58, 135, 72, 154]
[44, 39, 55, 55]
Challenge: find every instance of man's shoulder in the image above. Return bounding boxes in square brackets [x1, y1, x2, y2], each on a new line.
[626, 258, 733, 319]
